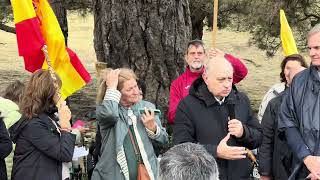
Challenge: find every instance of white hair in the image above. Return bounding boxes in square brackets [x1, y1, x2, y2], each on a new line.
[308, 23, 320, 39]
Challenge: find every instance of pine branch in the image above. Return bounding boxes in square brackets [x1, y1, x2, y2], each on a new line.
[0, 23, 15, 34]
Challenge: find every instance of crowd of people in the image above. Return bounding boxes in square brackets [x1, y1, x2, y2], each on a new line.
[1, 24, 320, 180]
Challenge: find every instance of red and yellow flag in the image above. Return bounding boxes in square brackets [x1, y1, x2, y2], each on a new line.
[280, 9, 298, 56]
[11, 0, 91, 99]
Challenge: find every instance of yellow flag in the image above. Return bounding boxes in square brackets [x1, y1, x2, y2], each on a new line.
[280, 9, 298, 56]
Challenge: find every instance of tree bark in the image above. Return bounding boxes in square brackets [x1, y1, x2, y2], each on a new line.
[93, 0, 191, 123]
[191, 13, 205, 39]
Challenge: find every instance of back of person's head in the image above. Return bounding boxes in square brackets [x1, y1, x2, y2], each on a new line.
[186, 39, 205, 54]
[19, 69, 61, 119]
[280, 54, 308, 83]
[96, 68, 112, 105]
[159, 142, 219, 180]
[2, 80, 25, 104]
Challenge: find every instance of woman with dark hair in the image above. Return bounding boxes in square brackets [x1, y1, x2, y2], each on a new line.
[279, 54, 308, 84]
[258, 54, 308, 180]
[9, 69, 76, 180]
[257, 54, 309, 121]
[0, 112, 13, 180]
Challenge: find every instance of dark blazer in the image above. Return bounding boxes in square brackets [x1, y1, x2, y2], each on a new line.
[258, 92, 293, 180]
[0, 116, 12, 180]
[9, 113, 76, 180]
[174, 77, 263, 180]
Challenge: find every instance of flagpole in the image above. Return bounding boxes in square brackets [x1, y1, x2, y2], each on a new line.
[41, 45, 62, 107]
[212, 0, 219, 48]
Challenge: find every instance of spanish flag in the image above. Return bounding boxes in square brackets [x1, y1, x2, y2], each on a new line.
[11, 0, 91, 99]
[280, 9, 298, 56]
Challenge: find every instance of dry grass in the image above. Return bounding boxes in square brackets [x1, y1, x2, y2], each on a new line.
[0, 13, 311, 118]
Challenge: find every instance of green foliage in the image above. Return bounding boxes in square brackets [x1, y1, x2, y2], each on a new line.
[0, 0, 12, 24]
[190, 0, 320, 56]
[1, 0, 320, 56]
[226, 0, 319, 56]
[238, 0, 314, 56]
[0, 0, 92, 24]
[65, 0, 92, 16]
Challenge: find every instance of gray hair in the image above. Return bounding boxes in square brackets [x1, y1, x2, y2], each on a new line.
[158, 143, 219, 180]
[308, 23, 320, 39]
[186, 39, 206, 54]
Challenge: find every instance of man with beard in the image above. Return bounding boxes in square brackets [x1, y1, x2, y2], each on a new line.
[167, 39, 248, 124]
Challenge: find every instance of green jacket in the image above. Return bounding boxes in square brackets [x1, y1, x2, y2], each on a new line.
[92, 89, 168, 180]
[0, 97, 21, 180]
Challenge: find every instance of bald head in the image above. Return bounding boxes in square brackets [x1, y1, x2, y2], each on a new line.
[203, 57, 234, 99]
[204, 57, 234, 77]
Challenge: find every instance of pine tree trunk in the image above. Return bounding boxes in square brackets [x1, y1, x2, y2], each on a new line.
[93, 0, 191, 123]
[50, 0, 68, 45]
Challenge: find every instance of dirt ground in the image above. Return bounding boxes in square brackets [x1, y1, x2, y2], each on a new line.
[0, 13, 311, 121]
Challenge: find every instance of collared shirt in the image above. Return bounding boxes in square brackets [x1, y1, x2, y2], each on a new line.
[214, 97, 225, 105]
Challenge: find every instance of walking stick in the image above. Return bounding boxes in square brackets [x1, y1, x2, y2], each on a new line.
[212, 0, 219, 48]
[246, 148, 259, 167]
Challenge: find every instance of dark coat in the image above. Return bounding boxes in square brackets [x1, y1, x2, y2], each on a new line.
[258, 92, 293, 180]
[279, 66, 320, 178]
[0, 117, 13, 180]
[9, 113, 76, 180]
[173, 77, 263, 180]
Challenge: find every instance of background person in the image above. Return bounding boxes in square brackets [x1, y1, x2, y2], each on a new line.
[0, 112, 13, 180]
[258, 54, 307, 180]
[0, 80, 25, 179]
[167, 39, 248, 124]
[158, 142, 219, 180]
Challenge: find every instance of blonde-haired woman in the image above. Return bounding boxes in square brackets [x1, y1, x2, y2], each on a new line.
[92, 68, 168, 180]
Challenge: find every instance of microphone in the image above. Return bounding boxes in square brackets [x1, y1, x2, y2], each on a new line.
[227, 103, 258, 167]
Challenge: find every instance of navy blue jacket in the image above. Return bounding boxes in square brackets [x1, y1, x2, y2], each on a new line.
[10, 113, 75, 180]
[0, 116, 12, 180]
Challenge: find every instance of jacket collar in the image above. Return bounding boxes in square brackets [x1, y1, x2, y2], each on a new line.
[309, 66, 320, 94]
[310, 66, 320, 81]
